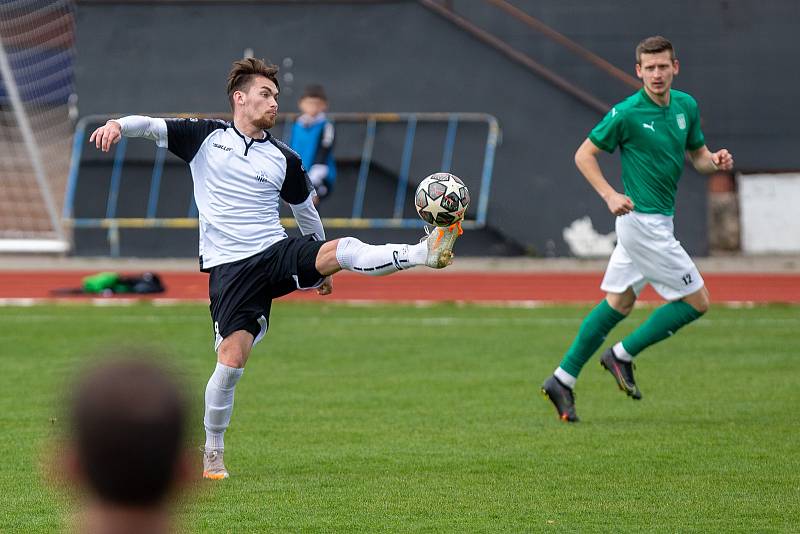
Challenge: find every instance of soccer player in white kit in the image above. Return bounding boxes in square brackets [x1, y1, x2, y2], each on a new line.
[89, 58, 462, 477]
[541, 36, 734, 422]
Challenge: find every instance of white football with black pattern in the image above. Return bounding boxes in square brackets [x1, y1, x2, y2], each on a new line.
[414, 173, 470, 227]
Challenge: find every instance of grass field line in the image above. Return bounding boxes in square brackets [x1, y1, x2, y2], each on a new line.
[2, 313, 799, 327]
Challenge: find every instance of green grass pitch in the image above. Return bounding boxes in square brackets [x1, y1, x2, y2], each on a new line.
[1, 302, 798, 532]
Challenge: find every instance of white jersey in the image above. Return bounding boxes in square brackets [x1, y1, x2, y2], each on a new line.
[115, 116, 324, 270]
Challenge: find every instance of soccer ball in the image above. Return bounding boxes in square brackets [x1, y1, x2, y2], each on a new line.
[414, 173, 470, 227]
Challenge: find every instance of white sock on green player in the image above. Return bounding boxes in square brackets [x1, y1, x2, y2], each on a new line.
[554, 367, 577, 389]
[612, 342, 633, 362]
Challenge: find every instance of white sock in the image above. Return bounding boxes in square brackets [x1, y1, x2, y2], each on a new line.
[554, 367, 577, 389]
[407, 241, 428, 265]
[335, 237, 425, 275]
[612, 342, 633, 362]
[204, 362, 244, 451]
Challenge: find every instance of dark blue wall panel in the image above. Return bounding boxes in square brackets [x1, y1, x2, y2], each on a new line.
[73, 1, 800, 256]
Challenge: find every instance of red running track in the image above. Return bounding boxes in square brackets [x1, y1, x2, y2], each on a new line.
[1, 271, 799, 303]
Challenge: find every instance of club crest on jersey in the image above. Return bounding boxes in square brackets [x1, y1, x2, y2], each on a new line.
[676, 113, 686, 130]
[255, 171, 269, 183]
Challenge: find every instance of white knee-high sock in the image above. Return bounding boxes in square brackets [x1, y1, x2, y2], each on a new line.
[204, 362, 244, 451]
[335, 237, 427, 275]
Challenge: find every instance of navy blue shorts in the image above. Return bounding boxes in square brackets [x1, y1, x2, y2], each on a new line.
[207, 236, 325, 347]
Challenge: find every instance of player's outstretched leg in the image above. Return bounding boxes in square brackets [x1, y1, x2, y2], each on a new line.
[333, 222, 462, 275]
[541, 375, 579, 422]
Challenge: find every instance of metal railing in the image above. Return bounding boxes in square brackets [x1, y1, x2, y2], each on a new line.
[64, 112, 500, 256]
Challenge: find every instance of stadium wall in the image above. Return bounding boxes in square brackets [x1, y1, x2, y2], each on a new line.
[73, 1, 800, 257]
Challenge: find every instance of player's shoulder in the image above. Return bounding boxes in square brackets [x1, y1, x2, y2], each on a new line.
[167, 117, 230, 130]
[605, 91, 642, 119]
[269, 134, 303, 161]
[168, 116, 229, 124]
[670, 89, 699, 109]
[164, 117, 231, 136]
[619, 91, 643, 108]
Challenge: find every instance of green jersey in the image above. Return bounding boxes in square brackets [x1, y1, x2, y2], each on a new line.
[588, 88, 705, 215]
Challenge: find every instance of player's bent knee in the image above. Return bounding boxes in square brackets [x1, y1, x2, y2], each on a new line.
[698, 294, 710, 314]
[606, 291, 636, 316]
[316, 239, 344, 276]
[217, 331, 253, 368]
[217, 349, 246, 369]
[683, 287, 710, 314]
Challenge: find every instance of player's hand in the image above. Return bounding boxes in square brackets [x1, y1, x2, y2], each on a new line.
[604, 191, 634, 216]
[89, 120, 122, 152]
[711, 149, 734, 171]
[317, 276, 333, 296]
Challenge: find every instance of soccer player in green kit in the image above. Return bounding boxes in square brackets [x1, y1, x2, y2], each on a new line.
[542, 36, 734, 422]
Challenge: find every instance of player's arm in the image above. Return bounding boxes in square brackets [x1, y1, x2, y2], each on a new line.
[289, 195, 332, 295]
[290, 195, 326, 242]
[575, 138, 634, 216]
[688, 145, 734, 174]
[282, 149, 326, 241]
[89, 115, 167, 152]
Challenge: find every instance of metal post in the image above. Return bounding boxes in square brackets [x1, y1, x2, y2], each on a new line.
[105, 137, 127, 218]
[351, 118, 376, 218]
[393, 116, 417, 219]
[476, 118, 500, 227]
[146, 146, 166, 218]
[441, 115, 459, 172]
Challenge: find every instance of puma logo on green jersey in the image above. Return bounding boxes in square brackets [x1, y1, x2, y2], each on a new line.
[642, 121, 655, 132]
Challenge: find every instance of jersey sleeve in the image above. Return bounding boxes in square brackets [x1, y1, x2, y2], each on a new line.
[279, 145, 315, 204]
[588, 106, 624, 153]
[165, 118, 227, 163]
[114, 116, 168, 147]
[685, 99, 705, 151]
[290, 195, 326, 241]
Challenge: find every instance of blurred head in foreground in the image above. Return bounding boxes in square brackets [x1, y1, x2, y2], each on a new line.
[62, 356, 192, 533]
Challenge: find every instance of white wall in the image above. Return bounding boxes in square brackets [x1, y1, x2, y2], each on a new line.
[738, 173, 800, 253]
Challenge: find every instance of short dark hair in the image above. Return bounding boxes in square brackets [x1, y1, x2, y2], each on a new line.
[226, 57, 280, 110]
[300, 84, 327, 102]
[70, 358, 187, 506]
[636, 36, 676, 63]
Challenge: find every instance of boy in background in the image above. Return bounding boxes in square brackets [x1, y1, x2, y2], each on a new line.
[290, 84, 336, 204]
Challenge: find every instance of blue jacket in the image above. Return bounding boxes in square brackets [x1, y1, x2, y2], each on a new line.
[289, 114, 337, 186]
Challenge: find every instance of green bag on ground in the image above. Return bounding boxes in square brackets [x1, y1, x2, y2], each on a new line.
[81, 272, 165, 294]
[82, 272, 125, 294]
